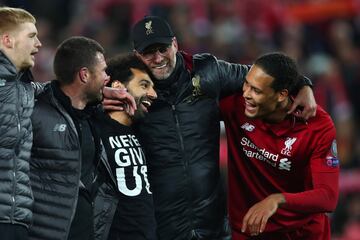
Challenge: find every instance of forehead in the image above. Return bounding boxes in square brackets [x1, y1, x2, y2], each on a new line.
[247, 65, 274, 88]
[129, 68, 152, 83]
[14, 22, 37, 35]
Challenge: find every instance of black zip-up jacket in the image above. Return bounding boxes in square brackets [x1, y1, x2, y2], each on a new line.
[0, 51, 36, 228]
[29, 82, 112, 240]
[134, 52, 250, 240]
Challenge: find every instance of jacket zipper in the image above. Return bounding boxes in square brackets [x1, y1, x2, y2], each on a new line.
[53, 97, 81, 239]
[172, 105, 185, 152]
[190, 229, 196, 239]
[11, 80, 22, 223]
[66, 145, 81, 240]
[67, 121, 81, 239]
[172, 104, 195, 234]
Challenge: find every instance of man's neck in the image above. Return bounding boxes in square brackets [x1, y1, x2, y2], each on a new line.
[60, 84, 87, 110]
[108, 111, 132, 126]
[263, 98, 292, 124]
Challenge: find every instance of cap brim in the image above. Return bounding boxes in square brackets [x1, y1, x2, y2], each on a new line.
[135, 37, 173, 53]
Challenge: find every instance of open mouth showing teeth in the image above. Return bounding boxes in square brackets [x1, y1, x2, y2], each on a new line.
[245, 101, 257, 112]
[141, 100, 151, 108]
[155, 63, 167, 69]
[246, 102, 256, 108]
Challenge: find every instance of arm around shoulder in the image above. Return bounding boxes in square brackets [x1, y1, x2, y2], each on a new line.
[195, 53, 250, 98]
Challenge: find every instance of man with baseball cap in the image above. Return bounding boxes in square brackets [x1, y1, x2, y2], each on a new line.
[130, 15, 317, 240]
[132, 16, 174, 53]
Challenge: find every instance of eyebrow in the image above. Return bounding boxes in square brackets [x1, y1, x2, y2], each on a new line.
[244, 78, 262, 92]
[140, 79, 153, 85]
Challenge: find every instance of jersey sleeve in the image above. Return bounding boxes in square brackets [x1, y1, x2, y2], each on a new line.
[282, 116, 339, 213]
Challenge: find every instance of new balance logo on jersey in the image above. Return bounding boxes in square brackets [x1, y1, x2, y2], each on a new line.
[53, 124, 67, 132]
[281, 137, 297, 156]
[241, 123, 255, 132]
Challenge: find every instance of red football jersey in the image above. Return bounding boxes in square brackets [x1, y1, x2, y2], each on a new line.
[220, 94, 339, 240]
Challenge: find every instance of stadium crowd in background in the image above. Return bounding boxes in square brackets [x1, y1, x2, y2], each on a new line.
[1, 0, 359, 239]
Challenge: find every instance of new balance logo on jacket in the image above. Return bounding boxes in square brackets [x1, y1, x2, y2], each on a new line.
[53, 123, 67, 132]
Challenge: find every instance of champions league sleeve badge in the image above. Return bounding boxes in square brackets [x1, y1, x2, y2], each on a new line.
[326, 139, 340, 168]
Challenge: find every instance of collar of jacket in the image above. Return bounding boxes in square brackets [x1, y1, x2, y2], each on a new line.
[50, 80, 100, 120]
[51, 80, 77, 116]
[0, 50, 33, 82]
[180, 51, 193, 72]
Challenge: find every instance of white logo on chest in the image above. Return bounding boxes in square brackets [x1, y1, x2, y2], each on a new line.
[281, 137, 297, 156]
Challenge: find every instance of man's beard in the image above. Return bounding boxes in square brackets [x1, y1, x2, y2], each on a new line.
[87, 90, 103, 105]
[132, 95, 150, 122]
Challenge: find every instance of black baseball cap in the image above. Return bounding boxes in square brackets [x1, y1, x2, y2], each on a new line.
[132, 16, 174, 53]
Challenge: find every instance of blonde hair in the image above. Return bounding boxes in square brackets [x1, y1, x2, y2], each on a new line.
[0, 7, 36, 34]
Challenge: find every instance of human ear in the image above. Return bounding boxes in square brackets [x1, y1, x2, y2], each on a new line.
[79, 68, 89, 83]
[1, 34, 14, 48]
[278, 89, 289, 102]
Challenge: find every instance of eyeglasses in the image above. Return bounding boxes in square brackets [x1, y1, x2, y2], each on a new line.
[139, 44, 171, 60]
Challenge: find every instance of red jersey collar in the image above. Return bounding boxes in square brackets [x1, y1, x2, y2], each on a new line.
[257, 115, 308, 137]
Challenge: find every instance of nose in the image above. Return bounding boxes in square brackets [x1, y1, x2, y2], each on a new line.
[148, 87, 157, 100]
[242, 83, 251, 99]
[36, 37, 42, 48]
[152, 51, 164, 63]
